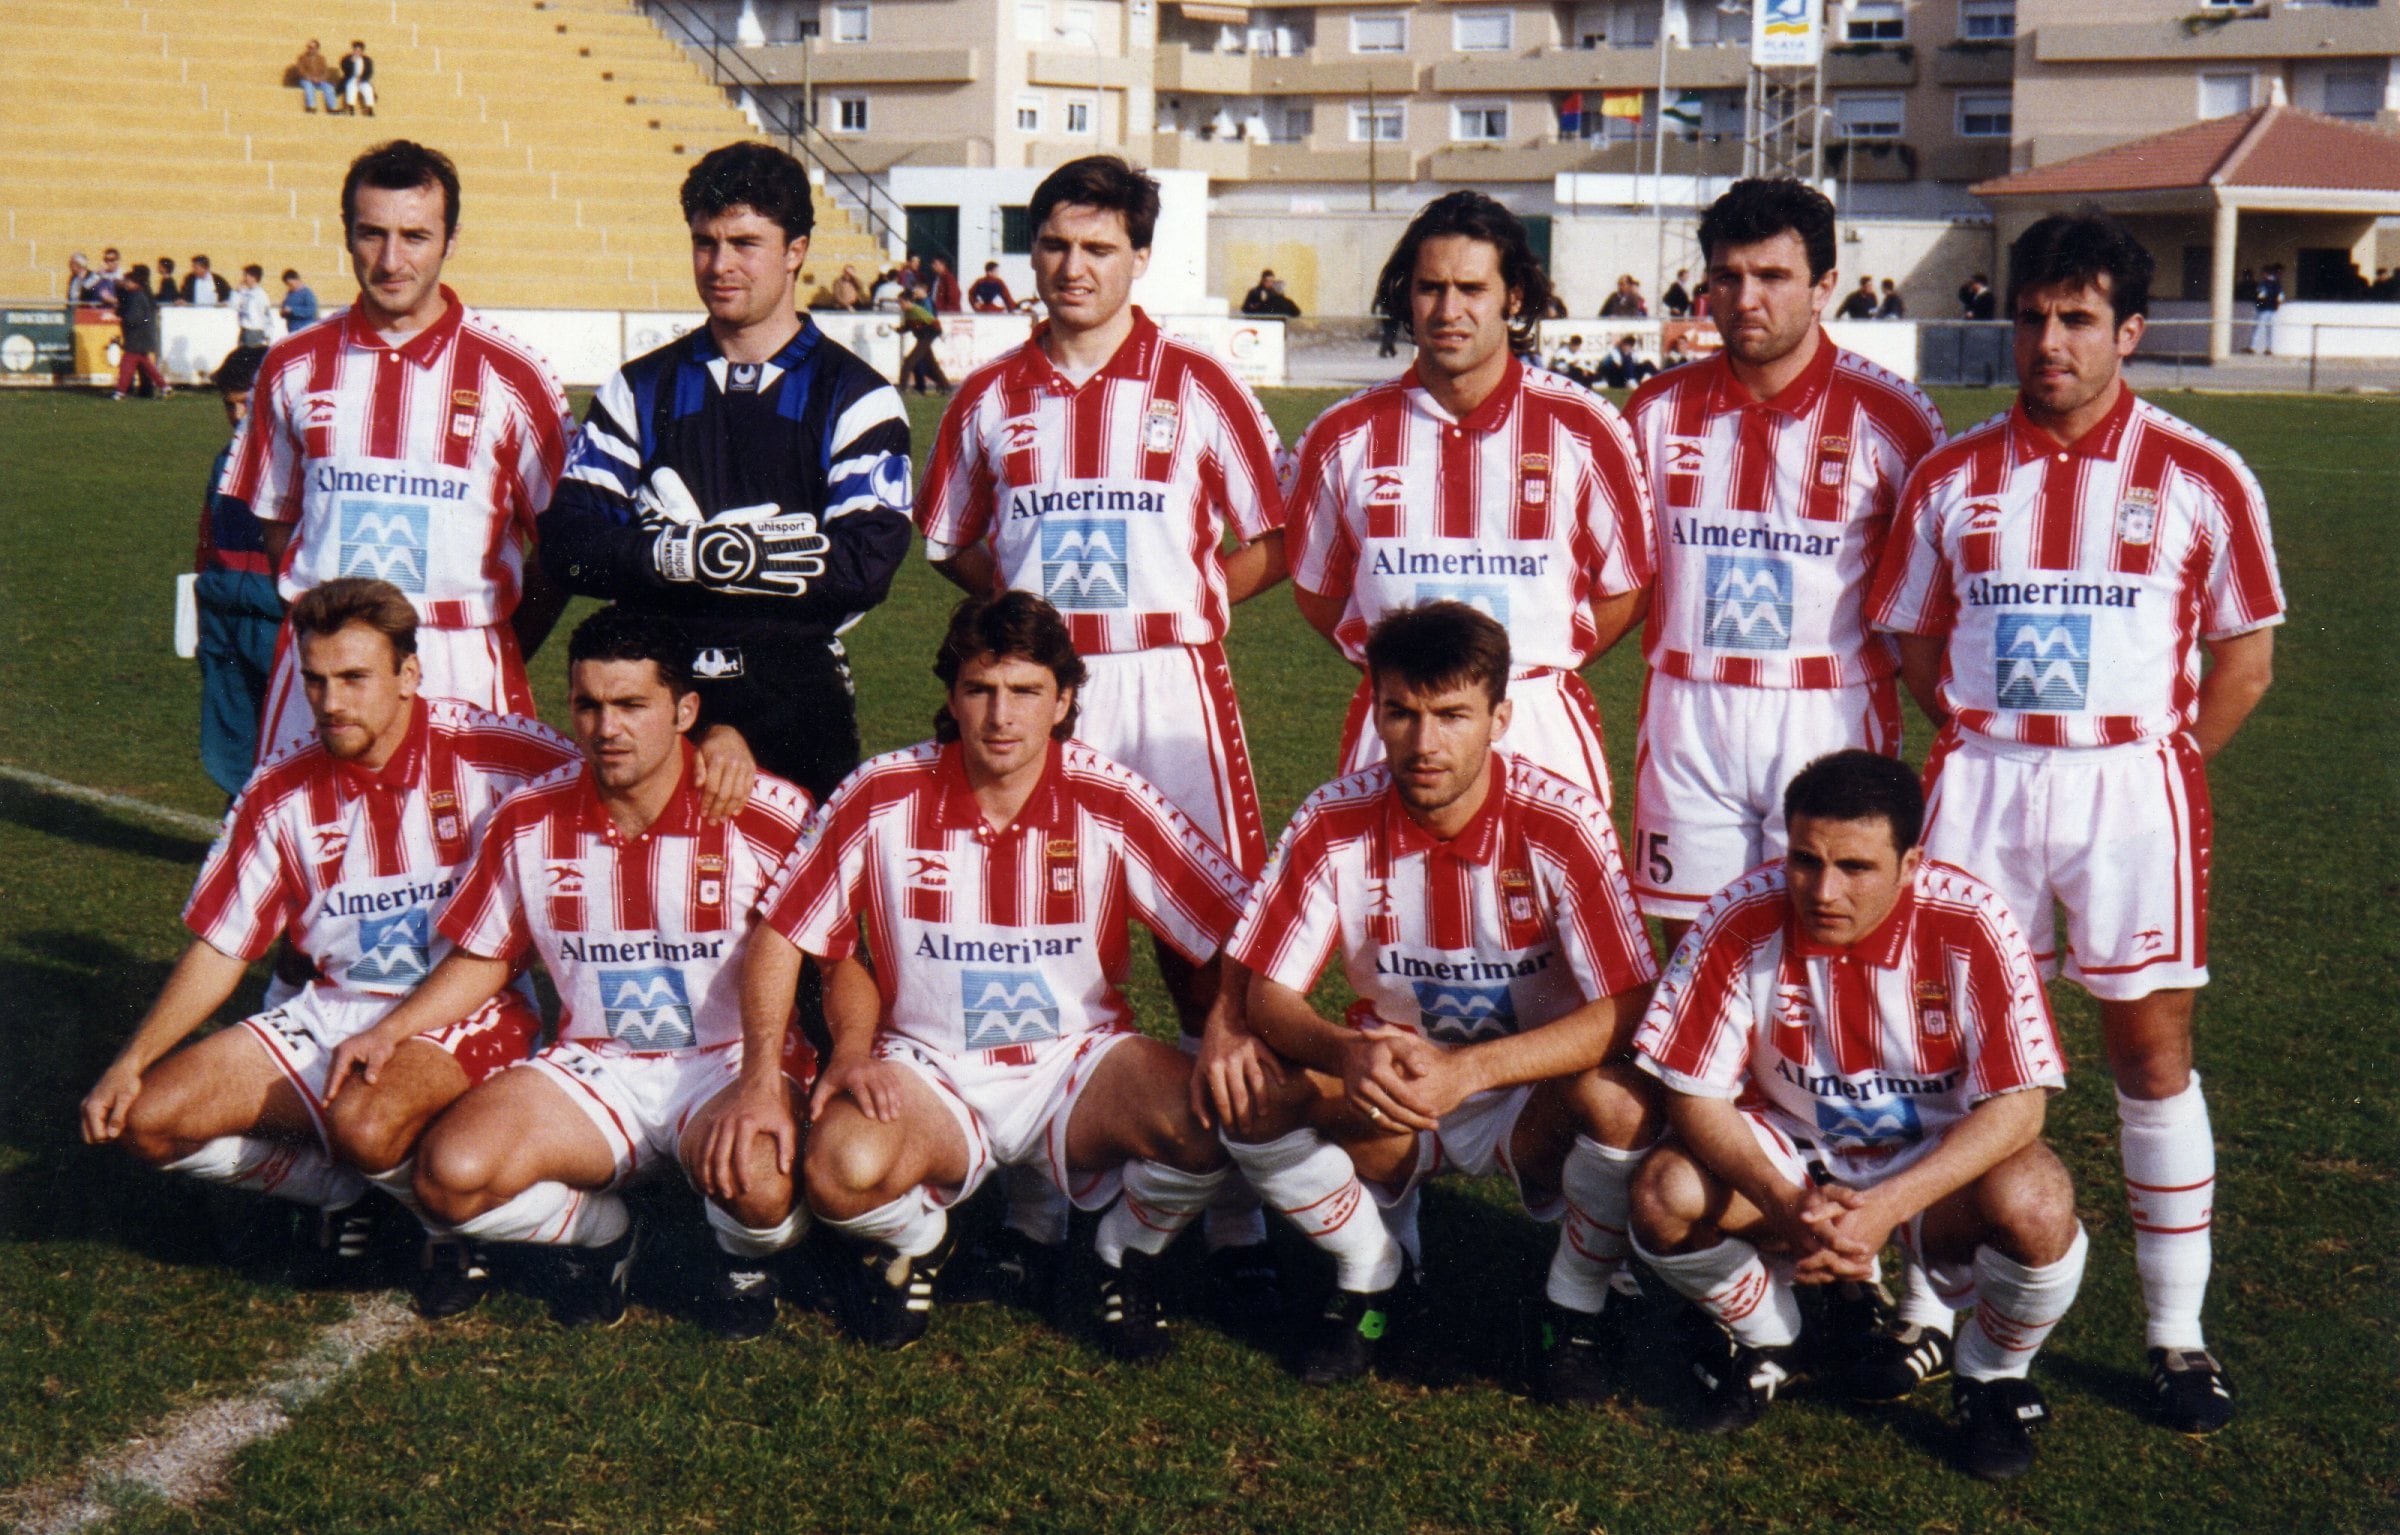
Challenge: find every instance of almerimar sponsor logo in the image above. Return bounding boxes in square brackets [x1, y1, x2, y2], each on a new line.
[1008, 484, 1170, 520]
[1672, 517, 1838, 558]
[315, 466, 472, 500]
[1369, 548, 1551, 578]
[557, 934, 728, 964]
[320, 875, 455, 918]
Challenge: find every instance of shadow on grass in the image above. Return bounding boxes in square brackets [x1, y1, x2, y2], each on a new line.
[0, 778, 216, 865]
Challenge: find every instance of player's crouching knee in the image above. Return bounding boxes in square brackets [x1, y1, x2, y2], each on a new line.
[1628, 1142, 1713, 1254]
[1975, 1140, 2080, 1267]
[413, 1131, 506, 1226]
[324, 1092, 429, 1176]
[801, 1129, 903, 1221]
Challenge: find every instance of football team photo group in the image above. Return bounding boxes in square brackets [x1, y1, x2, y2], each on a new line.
[46, 122, 2324, 1521]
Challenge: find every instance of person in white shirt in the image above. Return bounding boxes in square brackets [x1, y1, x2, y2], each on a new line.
[234, 263, 274, 346]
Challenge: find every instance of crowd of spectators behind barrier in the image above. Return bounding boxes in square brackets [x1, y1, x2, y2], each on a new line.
[67, 246, 320, 400]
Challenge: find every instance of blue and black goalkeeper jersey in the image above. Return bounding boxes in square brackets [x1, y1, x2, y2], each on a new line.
[541, 318, 912, 645]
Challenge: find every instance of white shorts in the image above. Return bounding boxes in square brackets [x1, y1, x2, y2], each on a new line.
[878, 1028, 1137, 1212]
[1341, 669, 1617, 812]
[528, 1030, 818, 1185]
[1631, 673, 1903, 920]
[1735, 1107, 1972, 1303]
[240, 982, 539, 1152]
[1365, 1083, 1563, 1222]
[256, 618, 533, 765]
[1073, 640, 1266, 875]
[1922, 728, 2211, 1001]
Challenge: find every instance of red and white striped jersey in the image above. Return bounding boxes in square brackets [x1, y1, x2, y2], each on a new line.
[916, 309, 1286, 655]
[1226, 752, 1656, 1042]
[437, 743, 814, 1051]
[183, 698, 577, 999]
[1628, 336, 1945, 689]
[761, 738, 1250, 1056]
[216, 287, 573, 629]
[1284, 358, 1654, 672]
[1635, 859, 2063, 1166]
[1868, 390, 2285, 747]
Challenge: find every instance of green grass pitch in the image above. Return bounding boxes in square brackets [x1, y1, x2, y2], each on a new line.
[0, 384, 2392, 1533]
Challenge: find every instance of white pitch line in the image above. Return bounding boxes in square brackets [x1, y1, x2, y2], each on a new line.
[3, 1295, 419, 1535]
[0, 765, 222, 840]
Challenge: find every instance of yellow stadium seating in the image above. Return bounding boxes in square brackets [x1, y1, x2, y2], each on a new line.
[0, 0, 890, 312]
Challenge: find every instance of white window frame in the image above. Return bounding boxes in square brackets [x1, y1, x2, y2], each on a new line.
[829, 2, 870, 44]
[1958, 0, 2015, 40]
[1017, 1, 1049, 41]
[1834, 91, 1905, 139]
[1065, 96, 1094, 134]
[2198, 70, 2253, 118]
[1349, 11, 1408, 53]
[1452, 9, 1513, 51]
[831, 93, 869, 133]
[1844, 0, 1905, 42]
[1349, 99, 1406, 141]
[1955, 89, 2011, 137]
[1452, 101, 1509, 141]
[1015, 93, 1044, 132]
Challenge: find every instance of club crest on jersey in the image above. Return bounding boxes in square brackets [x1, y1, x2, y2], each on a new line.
[449, 387, 481, 439]
[1519, 452, 1551, 507]
[692, 647, 744, 680]
[1040, 518, 1129, 610]
[697, 853, 726, 908]
[1816, 1092, 1924, 1147]
[1915, 980, 1951, 1037]
[1816, 434, 1849, 487]
[1994, 612, 2091, 709]
[428, 789, 462, 845]
[348, 908, 432, 987]
[1046, 839, 1077, 894]
[336, 500, 430, 593]
[1703, 554, 1793, 651]
[1143, 400, 1179, 455]
[905, 852, 949, 891]
[1363, 467, 1408, 507]
[1500, 866, 1535, 923]
[599, 966, 696, 1049]
[1411, 978, 1517, 1045]
[961, 968, 1063, 1049]
[2115, 488, 2158, 546]
[1664, 437, 1707, 475]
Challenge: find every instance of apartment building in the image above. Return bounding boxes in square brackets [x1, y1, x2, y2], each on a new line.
[661, 0, 2074, 215]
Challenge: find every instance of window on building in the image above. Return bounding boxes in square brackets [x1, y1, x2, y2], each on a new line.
[1453, 102, 1509, 141]
[1350, 12, 1407, 52]
[1066, 97, 1094, 134]
[1834, 92, 1905, 138]
[830, 3, 870, 43]
[1350, 100, 1405, 140]
[1018, 1, 1048, 39]
[2198, 72, 2253, 118]
[1959, 0, 2015, 39]
[1845, 1, 1905, 41]
[1453, 10, 1513, 51]
[1270, 102, 1314, 142]
[1015, 94, 1043, 132]
[832, 93, 868, 132]
[2322, 67, 2383, 120]
[1064, 4, 1096, 42]
[1001, 206, 1034, 254]
[1956, 90, 2011, 137]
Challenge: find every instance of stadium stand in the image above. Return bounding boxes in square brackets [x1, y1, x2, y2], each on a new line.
[0, 0, 889, 309]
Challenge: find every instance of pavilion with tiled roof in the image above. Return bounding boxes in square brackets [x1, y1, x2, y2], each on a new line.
[1973, 106, 2400, 361]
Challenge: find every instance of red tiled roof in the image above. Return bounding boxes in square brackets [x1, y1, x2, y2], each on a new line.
[1975, 106, 2400, 198]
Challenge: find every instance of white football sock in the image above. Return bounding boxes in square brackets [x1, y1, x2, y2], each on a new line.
[824, 1188, 948, 1259]
[1894, 1252, 1959, 1333]
[1635, 1231, 1802, 1349]
[1547, 1135, 1646, 1313]
[2118, 1072, 2214, 1349]
[1957, 1225, 2088, 1381]
[705, 1199, 808, 1259]
[1383, 1181, 1424, 1269]
[163, 1136, 366, 1211]
[1096, 1159, 1228, 1265]
[1000, 1161, 1070, 1247]
[1224, 1128, 1402, 1292]
[453, 1182, 629, 1248]
[1176, 1029, 1269, 1251]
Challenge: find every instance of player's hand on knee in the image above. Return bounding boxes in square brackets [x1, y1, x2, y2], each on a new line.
[80, 1061, 144, 1144]
[324, 1026, 399, 1102]
[1360, 1025, 1459, 1120]
[694, 726, 758, 823]
[1343, 1036, 1440, 1135]
[651, 508, 830, 599]
[814, 1059, 905, 1124]
[1193, 1020, 1284, 1132]
[703, 1079, 797, 1199]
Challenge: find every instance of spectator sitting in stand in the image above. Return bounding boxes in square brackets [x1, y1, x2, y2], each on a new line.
[1549, 335, 1598, 387]
[869, 267, 904, 309]
[968, 260, 1015, 312]
[1835, 274, 1879, 320]
[1877, 278, 1905, 319]
[279, 269, 319, 330]
[183, 255, 231, 306]
[293, 39, 339, 113]
[1599, 333, 1656, 389]
[828, 265, 865, 310]
[1599, 273, 1648, 318]
[341, 40, 375, 117]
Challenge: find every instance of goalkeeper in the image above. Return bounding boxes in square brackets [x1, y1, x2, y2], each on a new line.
[542, 140, 913, 807]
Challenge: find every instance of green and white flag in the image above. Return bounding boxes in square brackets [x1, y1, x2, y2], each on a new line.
[1662, 90, 1706, 129]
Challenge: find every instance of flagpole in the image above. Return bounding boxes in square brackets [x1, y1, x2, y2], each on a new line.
[1653, 9, 1670, 320]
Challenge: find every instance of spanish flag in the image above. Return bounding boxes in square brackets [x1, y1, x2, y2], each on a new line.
[1601, 89, 1645, 123]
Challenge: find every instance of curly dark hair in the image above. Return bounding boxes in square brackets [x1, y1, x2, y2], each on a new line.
[1372, 191, 1555, 356]
[1783, 749, 1924, 853]
[1697, 178, 1838, 282]
[933, 592, 1086, 742]
[342, 140, 462, 237]
[568, 605, 695, 696]
[680, 140, 817, 241]
[2006, 209, 2153, 324]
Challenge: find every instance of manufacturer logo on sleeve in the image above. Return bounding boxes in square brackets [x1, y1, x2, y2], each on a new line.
[336, 500, 430, 592]
[598, 966, 696, 1048]
[1994, 612, 2091, 709]
[1703, 554, 1793, 651]
[961, 969, 1063, 1048]
[1040, 519, 1129, 610]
